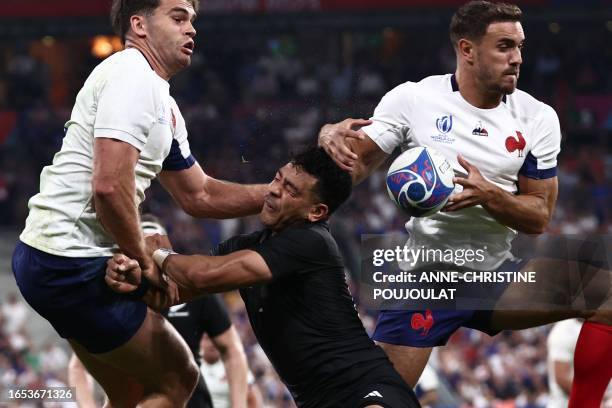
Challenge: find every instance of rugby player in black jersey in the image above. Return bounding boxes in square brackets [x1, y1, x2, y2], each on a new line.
[106, 147, 420, 408]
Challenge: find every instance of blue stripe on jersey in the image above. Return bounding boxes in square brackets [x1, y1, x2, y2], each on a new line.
[162, 138, 196, 171]
[519, 152, 557, 179]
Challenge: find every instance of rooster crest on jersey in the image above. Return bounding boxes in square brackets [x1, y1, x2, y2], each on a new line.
[386, 146, 455, 217]
[411, 310, 434, 336]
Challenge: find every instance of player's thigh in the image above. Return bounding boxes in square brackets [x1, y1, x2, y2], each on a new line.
[489, 310, 587, 331]
[376, 342, 432, 388]
[70, 340, 143, 407]
[74, 307, 197, 395]
[496, 258, 610, 310]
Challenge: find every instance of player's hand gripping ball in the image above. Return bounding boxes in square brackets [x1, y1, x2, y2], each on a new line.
[386, 146, 455, 217]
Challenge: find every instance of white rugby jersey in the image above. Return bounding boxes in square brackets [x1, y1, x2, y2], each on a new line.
[364, 74, 561, 270]
[21, 48, 195, 257]
[546, 319, 582, 408]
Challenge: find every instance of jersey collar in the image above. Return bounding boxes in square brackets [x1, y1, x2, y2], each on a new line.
[450, 74, 507, 103]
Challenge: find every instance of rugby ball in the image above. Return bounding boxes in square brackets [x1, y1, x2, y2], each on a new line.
[386, 146, 455, 217]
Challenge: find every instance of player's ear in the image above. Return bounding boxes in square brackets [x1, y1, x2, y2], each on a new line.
[457, 38, 475, 64]
[129, 15, 147, 38]
[307, 203, 329, 223]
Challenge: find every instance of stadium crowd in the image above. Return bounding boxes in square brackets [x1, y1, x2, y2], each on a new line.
[0, 16, 610, 407]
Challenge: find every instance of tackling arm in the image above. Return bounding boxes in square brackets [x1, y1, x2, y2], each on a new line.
[159, 163, 266, 219]
[105, 235, 272, 307]
[161, 250, 272, 299]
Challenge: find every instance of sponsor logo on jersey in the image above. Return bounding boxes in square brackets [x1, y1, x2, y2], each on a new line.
[411, 309, 434, 336]
[505, 131, 526, 157]
[472, 121, 488, 137]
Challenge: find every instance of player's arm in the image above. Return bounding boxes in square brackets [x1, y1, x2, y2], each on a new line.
[487, 174, 557, 234]
[210, 326, 249, 408]
[319, 84, 412, 181]
[553, 359, 573, 395]
[91, 60, 166, 283]
[105, 250, 271, 304]
[318, 118, 372, 171]
[444, 155, 557, 234]
[159, 163, 266, 218]
[92, 138, 150, 268]
[319, 124, 389, 185]
[161, 249, 272, 298]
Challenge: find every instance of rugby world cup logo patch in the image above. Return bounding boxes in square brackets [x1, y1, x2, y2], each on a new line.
[436, 115, 453, 134]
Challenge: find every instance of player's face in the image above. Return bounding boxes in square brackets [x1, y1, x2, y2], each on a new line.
[260, 163, 322, 231]
[145, 0, 196, 75]
[474, 21, 524, 94]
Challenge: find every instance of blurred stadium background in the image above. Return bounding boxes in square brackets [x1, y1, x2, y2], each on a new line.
[0, 0, 611, 406]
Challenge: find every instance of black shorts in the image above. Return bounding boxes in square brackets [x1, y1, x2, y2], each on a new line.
[354, 380, 419, 408]
[346, 363, 420, 408]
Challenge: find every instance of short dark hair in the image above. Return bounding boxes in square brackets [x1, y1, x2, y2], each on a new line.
[111, 0, 200, 43]
[450, 1, 522, 47]
[291, 146, 352, 216]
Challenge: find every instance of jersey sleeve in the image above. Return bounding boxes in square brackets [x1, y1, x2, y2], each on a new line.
[520, 104, 561, 180]
[198, 295, 232, 338]
[162, 98, 196, 171]
[93, 63, 158, 151]
[251, 226, 330, 280]
[362, 82, 414, 154]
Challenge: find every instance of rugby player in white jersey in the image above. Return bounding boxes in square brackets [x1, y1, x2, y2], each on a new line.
[11, 0, 264, 406]
[318, 0, 610, 388]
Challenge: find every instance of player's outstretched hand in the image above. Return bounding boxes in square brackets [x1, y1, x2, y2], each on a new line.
[443, 155, 496, 212]
[105, 253, 141, 294]
[318, 118, 372, 171]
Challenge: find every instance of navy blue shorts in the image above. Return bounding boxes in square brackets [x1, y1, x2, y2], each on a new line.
[372, 309, 498, 347]
[372, 258, 526, 347]
[12, 241, 147, 353]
